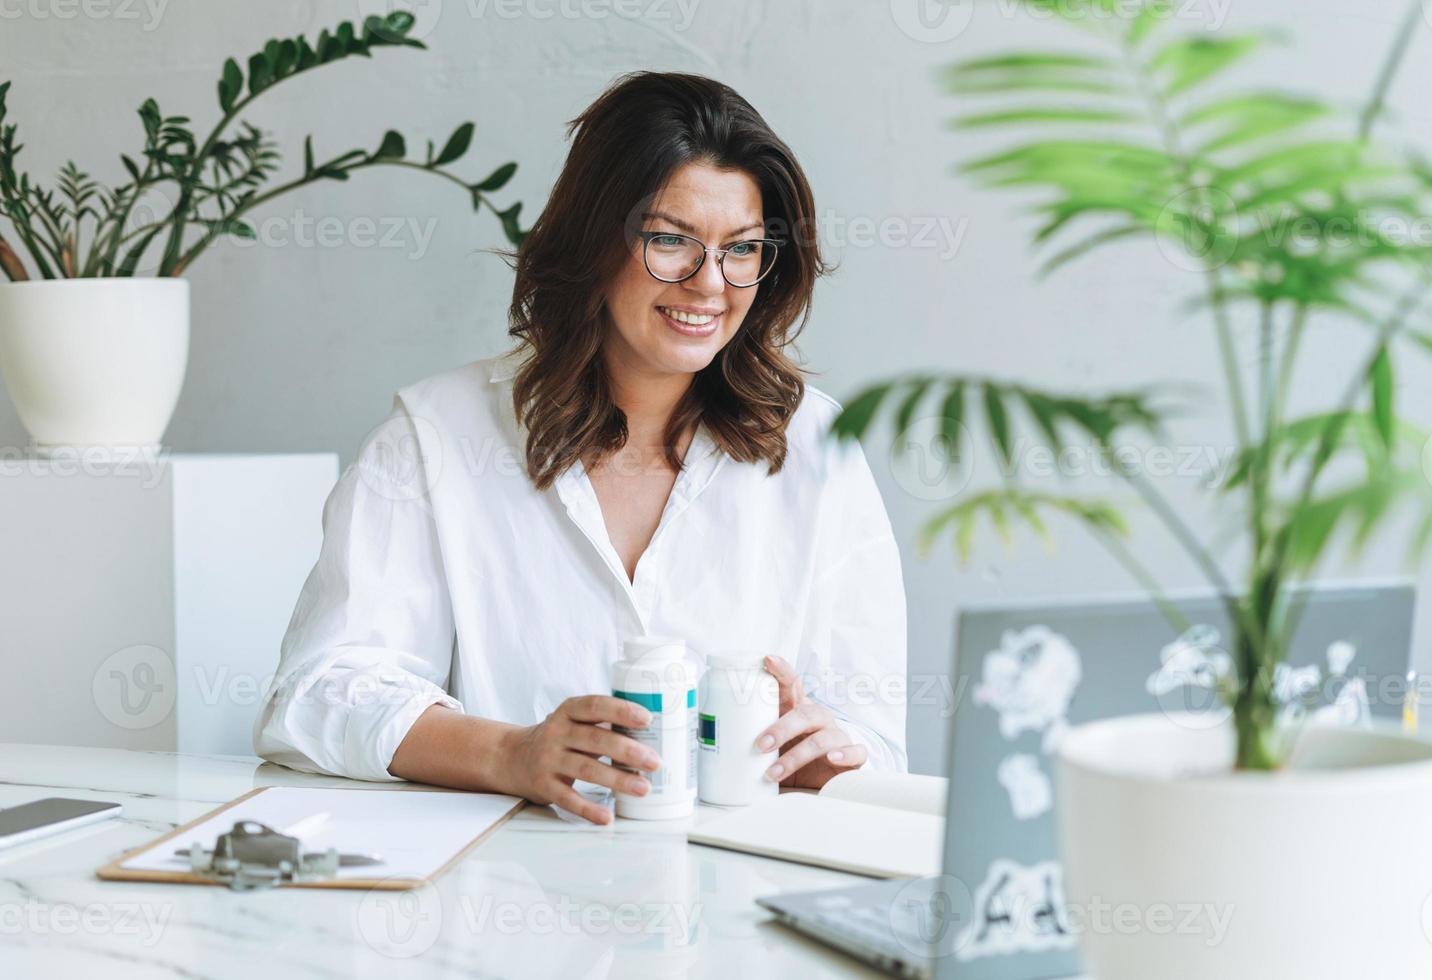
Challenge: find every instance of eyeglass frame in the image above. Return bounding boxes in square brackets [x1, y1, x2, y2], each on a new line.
[634, 230, 783, 288]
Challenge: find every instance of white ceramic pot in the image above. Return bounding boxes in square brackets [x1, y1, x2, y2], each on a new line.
[1058, 712, 1432, 979]
[0, 278, 189, 455]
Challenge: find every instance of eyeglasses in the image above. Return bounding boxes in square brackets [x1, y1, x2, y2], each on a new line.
[635, 230, 781, 288]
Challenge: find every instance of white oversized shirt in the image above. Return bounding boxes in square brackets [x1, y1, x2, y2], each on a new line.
[253, 347, 908, 781]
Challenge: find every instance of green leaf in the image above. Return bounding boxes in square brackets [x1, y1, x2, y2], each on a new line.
[498, 202, 526, 247]
[894, 377, 934, 443]
[274, 38, 297, 77]
[433, 122, 474, 167]
[1182, 93, 1328, 155]
[218, 57, 243, 113]
[247, 52, 271, 97]
[987, 495, 1012, 545]
[295, 36, 317, 70]
[199, 217, 256, 240]
[831, 383, 894, 442]
[918, 488, 1128, 565]
[984, 385, 1013, 470]
[948, 52, 1112, 74]
[956, 507, 977, 565]
[365, 10, 418, 44]
[473, 161, 517, 193]
[939, 51, 1119, 96]
[1127, 1, 1169, 45]
[951, 108, 1135, 129]
[937, 382, 966, 458]
[1038, 223, 1143, 276]
[138, 99, 161, 141]
[1020, 390, 1064, 453]
[1370, 347, 1394, 449]
[1151, 35, 1261, 96]
[373, 130, 406, 161]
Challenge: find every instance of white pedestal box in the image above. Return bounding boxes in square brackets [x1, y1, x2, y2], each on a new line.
[0, 452, 338, 754]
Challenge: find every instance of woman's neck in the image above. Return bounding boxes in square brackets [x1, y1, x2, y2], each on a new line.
[602, 348, 694, 451]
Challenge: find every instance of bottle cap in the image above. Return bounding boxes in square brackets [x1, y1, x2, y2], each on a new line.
[703, 650, 770, 671]
[621, 635, 687, 664]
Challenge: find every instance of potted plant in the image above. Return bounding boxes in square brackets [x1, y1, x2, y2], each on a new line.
[834, 1, 1432, 976]
[0, 11, 525, 456]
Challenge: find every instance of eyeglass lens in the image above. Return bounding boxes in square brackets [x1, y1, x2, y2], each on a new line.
[644, 234, 776, 286]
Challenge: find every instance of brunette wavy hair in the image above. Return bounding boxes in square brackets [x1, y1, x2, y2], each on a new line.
[505, 71, 831, 492]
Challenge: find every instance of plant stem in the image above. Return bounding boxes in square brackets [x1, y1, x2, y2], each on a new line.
[0, 233, 27, 280]
[1358, 0, 1423, 141]
[1272, 271, 1431, 574]
[1251, 299, 1276, 559]
[1122, 39, 1254, 453]
[1088, 524, 1194, 636]
[93, 162, 159, 276]
[169, 158, 490, 276]
[1273, 303, 1308, 428]
[1111, 460, 1263, 650]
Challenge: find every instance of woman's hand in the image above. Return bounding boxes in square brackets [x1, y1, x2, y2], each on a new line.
[755, 655, 867, 790]
[502, 695, 662, 825]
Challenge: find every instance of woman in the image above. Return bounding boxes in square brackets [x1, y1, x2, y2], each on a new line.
[254, 71, 907, 825]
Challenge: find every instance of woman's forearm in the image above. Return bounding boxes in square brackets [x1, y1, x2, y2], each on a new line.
[387, 703, 524, 794]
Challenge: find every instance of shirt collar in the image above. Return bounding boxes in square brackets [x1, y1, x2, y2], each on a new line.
[487, 347, 527, 384]
[490, 350, 728, 485]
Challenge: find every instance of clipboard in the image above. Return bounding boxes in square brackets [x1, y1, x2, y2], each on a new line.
[97, 786, 526, 891]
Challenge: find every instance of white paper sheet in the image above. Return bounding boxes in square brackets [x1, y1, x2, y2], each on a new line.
[817, 770, 949, 816]
[121, 787, 522, 881]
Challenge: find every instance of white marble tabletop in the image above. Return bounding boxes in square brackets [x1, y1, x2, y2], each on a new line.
[0, 744, 891, 979]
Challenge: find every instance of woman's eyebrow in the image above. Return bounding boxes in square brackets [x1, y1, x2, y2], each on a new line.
[642, 210, 764, 238]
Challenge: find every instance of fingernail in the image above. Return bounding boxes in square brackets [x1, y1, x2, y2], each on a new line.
[643, 753, 660, 770]
[828, 750, 844, 763]
[634, 780, 650, 796]
[766, 763, 783, 780]
[757, 734, 775, 751]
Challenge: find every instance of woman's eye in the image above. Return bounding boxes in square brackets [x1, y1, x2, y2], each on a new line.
[728, 242, 758, 257]
[652, 234, 685, 249]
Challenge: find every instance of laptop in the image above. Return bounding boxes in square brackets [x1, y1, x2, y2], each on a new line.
[758, 581, 1416, 979]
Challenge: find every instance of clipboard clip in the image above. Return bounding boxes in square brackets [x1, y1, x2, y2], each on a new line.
[187, 820, 342, 891]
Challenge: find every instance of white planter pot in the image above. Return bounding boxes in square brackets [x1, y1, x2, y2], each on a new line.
[0, 279, 189, 455]
[1058, 712, 1432, 979]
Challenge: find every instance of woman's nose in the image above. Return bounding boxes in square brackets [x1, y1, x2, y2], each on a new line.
[687, 251, 728, 295]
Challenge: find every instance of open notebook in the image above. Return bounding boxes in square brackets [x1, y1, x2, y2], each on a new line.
[687, 771, 947, 878]
[98, 786, 524, 890]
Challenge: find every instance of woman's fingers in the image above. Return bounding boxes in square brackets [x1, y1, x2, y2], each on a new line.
[550, 783, 614, 826]
[560, 694, 650, 730]
[561, 749, 651, 798]
[763, 654, 805, 713]
[568, 722, 661, 772]
[755, 699, 823, 753]
[766, 725, 851, 783]
[824, 741, 868, 770]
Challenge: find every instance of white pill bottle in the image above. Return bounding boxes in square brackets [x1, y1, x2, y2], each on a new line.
[697, 652, 780, 806]
[611, 635, 699, 820]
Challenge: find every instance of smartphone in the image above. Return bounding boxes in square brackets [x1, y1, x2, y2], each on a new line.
[0, 798, 123, 849]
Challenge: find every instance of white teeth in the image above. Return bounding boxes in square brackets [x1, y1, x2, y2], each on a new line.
[659, 306, 717, 326]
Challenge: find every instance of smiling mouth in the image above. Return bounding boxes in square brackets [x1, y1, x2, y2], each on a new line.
[657, 305, 722, 335]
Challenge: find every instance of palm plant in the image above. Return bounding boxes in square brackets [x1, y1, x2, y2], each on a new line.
[834, 0, 1432, 769]
[0, 11, 526, 280]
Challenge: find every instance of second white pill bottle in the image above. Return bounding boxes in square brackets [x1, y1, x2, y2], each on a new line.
[611, 635, 699, 820]
[697, 652, 780, 806]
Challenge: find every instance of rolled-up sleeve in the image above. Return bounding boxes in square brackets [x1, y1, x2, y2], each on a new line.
[253, 394, 463, 781]
[798, 421, 909, 773]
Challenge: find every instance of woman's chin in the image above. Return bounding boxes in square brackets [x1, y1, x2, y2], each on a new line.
[645, 336, 723, 375]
